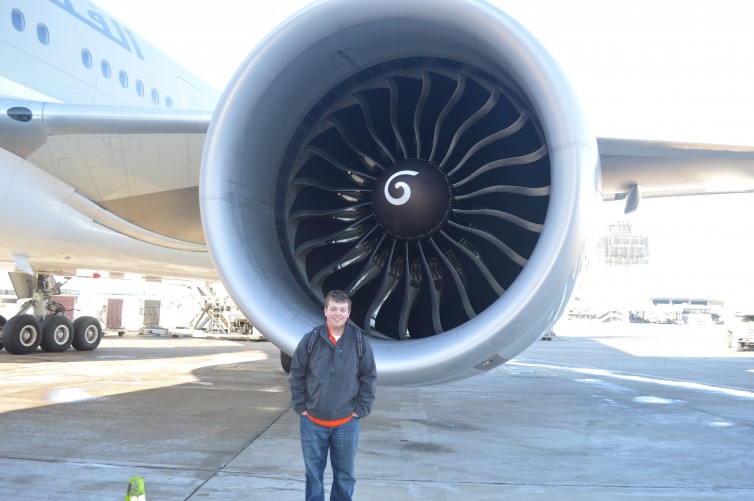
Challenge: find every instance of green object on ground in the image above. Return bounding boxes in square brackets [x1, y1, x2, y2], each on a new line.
[125, 476, 145, 501]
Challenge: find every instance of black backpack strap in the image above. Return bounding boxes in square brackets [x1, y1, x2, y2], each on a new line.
[306, 326, 320, 356]
[356, 328, 363, 359]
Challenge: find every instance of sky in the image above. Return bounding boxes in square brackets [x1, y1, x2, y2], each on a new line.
[90, 0, 754, 308]
[92, 0, 754, 145]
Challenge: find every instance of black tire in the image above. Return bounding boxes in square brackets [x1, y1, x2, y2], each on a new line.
[0, 314, 6, 351]
[1, 314, 42, 354]
[280, 350, 293, 374]
[72, 316, 103, 351]
[41, 315, 74, 352]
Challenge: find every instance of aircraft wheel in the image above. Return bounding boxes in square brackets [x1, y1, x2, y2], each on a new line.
[280, 350, 292, 374]
[0, 314, 6, 351]
[72, 316, 103, 351]
[41, 316, 74, 352]
[1, 314, 42, 354]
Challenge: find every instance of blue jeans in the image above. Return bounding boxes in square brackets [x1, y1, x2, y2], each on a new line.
[300, 415, 360, 501]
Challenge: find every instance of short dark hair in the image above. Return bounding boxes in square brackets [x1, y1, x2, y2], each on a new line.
[325, 290, 351, 310]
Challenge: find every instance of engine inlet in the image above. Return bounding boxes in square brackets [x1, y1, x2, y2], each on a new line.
[277, 58, 550, 341]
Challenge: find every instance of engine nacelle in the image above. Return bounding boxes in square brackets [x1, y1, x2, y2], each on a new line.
[200, 0, 599, 385]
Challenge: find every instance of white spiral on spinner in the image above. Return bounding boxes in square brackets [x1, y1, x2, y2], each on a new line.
[384, 170, 419, 206]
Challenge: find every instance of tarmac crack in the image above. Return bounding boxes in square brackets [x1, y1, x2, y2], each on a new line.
[184, 407, 292, 500]
[0, 453, 220, 473]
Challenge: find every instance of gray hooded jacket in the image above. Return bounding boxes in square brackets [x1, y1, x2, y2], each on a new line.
[289, 323, 377, 421]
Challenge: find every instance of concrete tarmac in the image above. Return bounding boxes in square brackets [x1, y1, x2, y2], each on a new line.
[1, 322, 753, 500]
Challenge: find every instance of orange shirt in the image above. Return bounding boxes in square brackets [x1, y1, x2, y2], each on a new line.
[306, 413, 353, 427]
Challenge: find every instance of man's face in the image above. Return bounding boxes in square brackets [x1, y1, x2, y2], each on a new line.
[324, 300, 351, 330]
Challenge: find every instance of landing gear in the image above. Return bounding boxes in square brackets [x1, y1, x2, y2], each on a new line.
[1, 314, 42, 354]
[1, 314, 102, 354]
[41, 315, 74, 352]
[2, 272, 103, 355]
[72, 316, 103, 351]
[280, 350, 292, 373]
[0, 315, 6, 351]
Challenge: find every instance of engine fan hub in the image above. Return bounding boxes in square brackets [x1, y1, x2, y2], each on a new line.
[372, 159, 452, 241]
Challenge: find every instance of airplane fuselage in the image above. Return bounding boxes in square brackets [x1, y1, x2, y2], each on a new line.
[1, 0, 220, 280]
[2, 0, 219, 107]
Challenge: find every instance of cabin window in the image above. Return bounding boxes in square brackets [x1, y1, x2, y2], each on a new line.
[165, 97, 174, 108]
[11, 9, 24, 31]
[119, 70, 128, 88]
[151, 88, 159, 105]
[101, 60, 111, 79]
[81, 49, 92, 69]
[135, 80, 144, 97]
[37, 23, 50, 45]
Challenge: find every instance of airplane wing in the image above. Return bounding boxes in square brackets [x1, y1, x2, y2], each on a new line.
[3, 97, 754, 278]
[599, 137, 754, 202]
[1, 99, 212, 249]
[5, 99, 754, 244]
[0, 99, 215, 283]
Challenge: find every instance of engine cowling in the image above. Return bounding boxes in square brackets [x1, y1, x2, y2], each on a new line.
[200, 0, 600, 385]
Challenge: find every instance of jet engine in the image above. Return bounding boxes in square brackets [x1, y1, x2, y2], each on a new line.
[200, 0, 600, 385]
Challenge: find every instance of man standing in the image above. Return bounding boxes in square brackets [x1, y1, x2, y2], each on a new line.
[289, 290, 377, 501]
